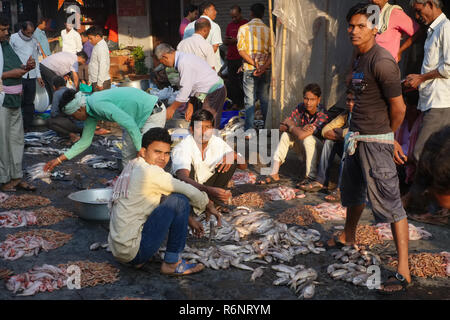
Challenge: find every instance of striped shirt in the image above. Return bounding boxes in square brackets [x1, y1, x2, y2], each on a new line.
[237, 18, 271, 71]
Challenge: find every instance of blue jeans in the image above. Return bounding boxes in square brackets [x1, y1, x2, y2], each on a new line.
[316, 140, 344, 187]
[243, 70, 270, 131]
[129, 193, 191, 265]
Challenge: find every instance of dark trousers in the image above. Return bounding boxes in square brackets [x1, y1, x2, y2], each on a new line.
[226, 59, 244, 108]
[46, 115, 83, 137]
[316, 140, 344, 187]
[40, 64, 58, 104]
[21, 78, 37, 130]
[189, 163, 237, 189]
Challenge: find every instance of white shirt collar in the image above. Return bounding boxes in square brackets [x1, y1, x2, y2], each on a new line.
[428, 13, 447, 34]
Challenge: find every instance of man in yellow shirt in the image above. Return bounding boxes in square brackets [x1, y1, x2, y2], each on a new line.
[237, 3, 272, 131]
[108, 127, 221, 275]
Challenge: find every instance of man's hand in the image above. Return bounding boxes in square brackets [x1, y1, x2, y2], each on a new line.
[205, 200, 222, 227]
[302, 124, 315, 132]
[96, 85, 104, 91]
[44, 158, 61, 172]
[279, 123, 289, 132]
[166, 105, 177, 120]
[405, 74, 423, 89]
[37, 78, 45, 87]
[216, 153, 234, 173]
[282, 118, 296, 131]
[253, 66, 266, 77]
[393, 140, 407, 165]
[188, 215, 204, 238]
[185, 102, 193, 122]
[207, 186, 232, 204]
[25, 56, 36, 71]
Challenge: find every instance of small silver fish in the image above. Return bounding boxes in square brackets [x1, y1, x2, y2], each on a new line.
[90, 243, 101, 251]
[301, 283, 315, 299]
[331, 269, 348, 279]
[250, 267, 265, 281]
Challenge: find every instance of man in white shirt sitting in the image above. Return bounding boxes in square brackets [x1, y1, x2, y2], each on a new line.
[86, 26, 111, 92]
[177, 17, 216, 69]
[172, 109, 247, 206]
[9, 21, 45, 131]
[61, 23, 82, 54]
[109, 127, 221, 274]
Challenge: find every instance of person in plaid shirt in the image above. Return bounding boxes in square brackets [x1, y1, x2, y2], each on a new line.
[257, 83, 328, 185]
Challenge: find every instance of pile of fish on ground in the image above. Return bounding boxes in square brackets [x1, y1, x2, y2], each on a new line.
[375, 223, 433, 241]
[387, 252, 449, 278]
[0, 195, 51, 210]
[0, 229, 72, 261]
[0, 207, 74, 228]
[26, 163, 71, 184]
[181, 206, 325, 298]
[77, 154, 118, 170]
[5, 261, 120, 296]
[277, 205, 325, 226]
[231, 193, 266, 208]
[263, 186, 305, 201]
[327, 245, 382, 287]
[228, 170, 257, 187]
[307, 203, 347, 221]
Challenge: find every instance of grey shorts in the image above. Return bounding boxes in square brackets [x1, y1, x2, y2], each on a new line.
[340, 142, 406, 223]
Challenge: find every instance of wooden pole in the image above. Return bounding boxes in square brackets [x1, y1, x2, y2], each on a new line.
[268, 0, 277, 127]
[280, 24, 287, 116]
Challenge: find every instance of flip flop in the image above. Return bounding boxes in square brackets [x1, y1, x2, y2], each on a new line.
[325, 189, 341, 203]
[16, 181, 36, 192]
[377, 271, 412, 295]
[298, 180, 323, 192]
[161, 259, 205, 277]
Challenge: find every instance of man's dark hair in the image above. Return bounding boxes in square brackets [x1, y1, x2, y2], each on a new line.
[250, 3, 265, 19]
[303, 83, 322, 98]
[37, 18, 46, 26]
[0, 16, 10, 27]
[52, 76, 66, 89]
[199, 2, 215, 15]
[195, 18, 211, 31]
[76, 50, 88, 61]
[346, 3, 373, 23]
[86, 26, 103, 37]
[345, 88, 355, 96]
[59, 88, 77, 112]
[80, 31, 88, 37]
[231, 5, 242, 13]
[184, 4, 198, 17]
[416, 125, 450, 195]
[21, 21, 34, 31]
[142, 127, 172, 148]
[190, 109, 215, 128]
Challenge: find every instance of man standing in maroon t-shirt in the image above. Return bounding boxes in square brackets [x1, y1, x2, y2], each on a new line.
[224, 5, 248, 110]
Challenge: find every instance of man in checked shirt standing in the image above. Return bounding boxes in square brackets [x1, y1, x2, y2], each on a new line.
[257, 83, 328, 185]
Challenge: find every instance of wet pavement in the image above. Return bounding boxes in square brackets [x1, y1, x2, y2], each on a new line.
[0, 125, 449, 300]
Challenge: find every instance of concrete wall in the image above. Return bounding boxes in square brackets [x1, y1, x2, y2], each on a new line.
[116, 0, 153, 67]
